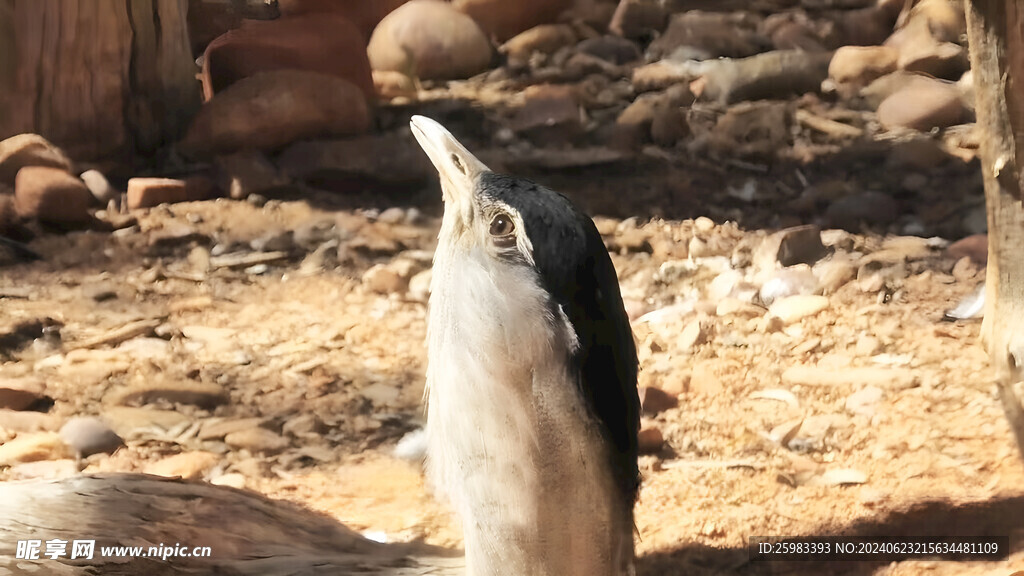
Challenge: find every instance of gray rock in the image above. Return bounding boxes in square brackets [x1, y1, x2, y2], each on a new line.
[59, 416, 124, 457]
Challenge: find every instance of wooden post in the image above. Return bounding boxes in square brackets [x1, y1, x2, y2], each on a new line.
[0, 0, 200, 161]
[965, 0, 1024, 458]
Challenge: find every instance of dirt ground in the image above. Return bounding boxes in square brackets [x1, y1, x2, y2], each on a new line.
[2, 161, 1023, 575]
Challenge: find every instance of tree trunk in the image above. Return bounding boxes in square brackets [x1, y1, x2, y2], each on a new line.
[965, 1, 1024, 456]
[0, 0, 200, 162]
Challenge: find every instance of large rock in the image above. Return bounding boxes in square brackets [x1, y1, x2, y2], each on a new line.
[368, 0, 493, 81]
[0, 134, 72, 186]
[700, 50, 832, 105]
[829, 46, 898, 87]
[453, 0, 573, 42]
[877, 80, 966, 131]
[277, 131, 434, 189]
[277, 0, 409, 41]
[179, 70, 371, 157]
[14, 167, 92, 224]
[201, 14, 374, 101]
[648, 11, 765, 60]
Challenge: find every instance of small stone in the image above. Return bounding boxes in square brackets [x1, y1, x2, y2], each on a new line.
[877, 81, 966, 131]
[815, 258, 857, 294]
[767, 295, 829, 324]
[79, 170, 120, 205]
[198, 417, 267, 440]
[640, 386, 677, 415]
[677, 317, 710, 351]
[0, 409, 59, 433]
[759, 266, 820, 306]
[511, 84, 582, 144]
[828, 46, 898, 87]
[363, 264, 408, 294]
[369, 0, 493, 80]
[0, 432, 68, 465]
[0, 378, 46, 411]
[700, 50, 832, 105]
[126, 178, 188, 210]
[855, 335, 882, 357]
[408, 268, 433, 302]
[609, 0, 667, 40]
[102, 407, 191, 438]
[0, 134, 72, 185]
[576, 35, 641, 65]
[647, 11, 763, 60]
[9, 459, 78, 480]
[224, 427, 290, 454]
[501, 24, 577, 64]
[637, 426, 664, 454]
[14, 166, 93, 224]
[690, 360, 725, 395]
[59, 416, 124, 457]
[844, 386, 885, 417]
[755, 225, 828, 270]
[115, 381, 229, 410]
[144, 451, 219, 479]
[944, 234, 987, 267]
[716, 298, 764, 318]
[210, 472, 247, 489]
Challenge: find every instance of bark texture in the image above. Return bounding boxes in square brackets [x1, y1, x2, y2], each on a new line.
[965, 0, 1024, 455]
[0, 0, 199, 161]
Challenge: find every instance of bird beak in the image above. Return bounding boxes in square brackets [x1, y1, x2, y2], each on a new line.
[410, 115, 489, 206]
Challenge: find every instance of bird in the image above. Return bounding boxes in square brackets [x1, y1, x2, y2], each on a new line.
[410, 115, 641, 576]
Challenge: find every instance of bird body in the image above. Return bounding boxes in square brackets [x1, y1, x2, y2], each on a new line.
[412, 116, 639, 576]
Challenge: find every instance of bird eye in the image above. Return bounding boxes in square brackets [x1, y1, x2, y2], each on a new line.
[489, 213, 516, 247]
[451, 154, 464, 174]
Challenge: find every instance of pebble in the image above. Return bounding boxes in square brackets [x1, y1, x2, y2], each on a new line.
[225, 427, 290, 454]
[677, 317, 710, 351]
[637, 426, 664, 454]
[363, 263, 409, 294]
[759, 266, 820, 306]
[0, 377, 46, 411]
[844, 386, 884, 417]
[115, 381, 229, 410]
[754, 224, 827, 270]
[80, 170, 120, 205]
[144, 451, 219, 479]
[639, 386, 678, 415]
[0, 432, 68, 465]
[814, 257, 857, 294]
[767, 295, 829, 324]
[59, 417, 124, 457]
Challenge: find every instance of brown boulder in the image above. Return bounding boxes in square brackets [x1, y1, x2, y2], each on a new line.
[877, 80, 966, 131]
[453, 0, 572, 42]
[180, 70, 371, 157]
[14, 167, 92, 224]
[829, 46, 898, 87]
[368, 0, 493, 81]
[0, 134, 72, 186]
[201, 14, 373, 102]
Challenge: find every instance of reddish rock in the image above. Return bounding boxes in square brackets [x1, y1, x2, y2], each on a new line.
[453, 0, 572, 42]
[0, 134, 73, 186]
[877, 81, 966, 131]
[829, 46, 898, 87]
[180, 70, 371, 157]
[277, 0, 409, 40]
[0, 378, 46, 411]
[648, 11, 765, 60]
[945, 234, 987, 267]
[14, 167, 92, 224]
[368, 0, 493, 81]
[608, 0, 667, 40]
[201, 14, 374, 101]
[640, 386, 678, 415]
[126, 178, 188, 210]
[511, 84, 582, 144]
[638, 426, 664, 454]
[500, 24, 578, 65]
